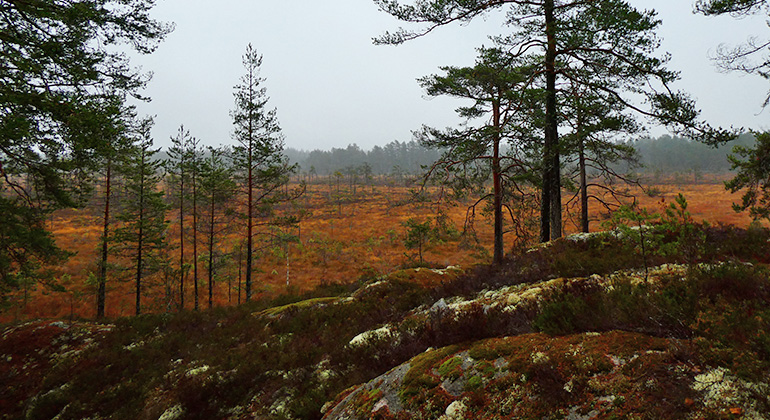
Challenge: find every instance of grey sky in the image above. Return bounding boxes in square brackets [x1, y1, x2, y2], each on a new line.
[130, 0, 769, 151]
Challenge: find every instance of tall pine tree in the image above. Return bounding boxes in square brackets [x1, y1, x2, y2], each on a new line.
[113, 118, 168, 316]
[95, 97, 137, 318]
[231, 44, 296, 301]
[164, 125, 195, 310]
[417, 48, 541, 263]
[199, 146, 237, 309]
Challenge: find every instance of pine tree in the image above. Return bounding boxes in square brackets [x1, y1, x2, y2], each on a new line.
[188, 136, 202, 311]
[560, 77, 641, 234]
[725, 131, 770, 222]
[95, 98, 137, 318]
[417, 47, 541, 263]
[163, 125, 193, 310]
[231, 44, 297, 301]
[113, 118, 168, 316]
[199, 146, 237, 309]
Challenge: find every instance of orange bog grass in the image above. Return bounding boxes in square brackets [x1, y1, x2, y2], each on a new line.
[0, 178, 758, 322]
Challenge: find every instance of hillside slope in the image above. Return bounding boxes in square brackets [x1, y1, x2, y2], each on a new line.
[2, 224, 769, 420]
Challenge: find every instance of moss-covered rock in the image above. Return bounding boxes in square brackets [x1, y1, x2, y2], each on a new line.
[323, 330, 749, 420]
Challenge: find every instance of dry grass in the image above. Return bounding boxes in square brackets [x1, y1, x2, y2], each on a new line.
[1, 176, 758, 322]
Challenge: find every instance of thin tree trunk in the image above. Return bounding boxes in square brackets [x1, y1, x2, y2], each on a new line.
[237, 245, 242, 305]
[179, 161, 185, 311]
[228, 260, 232, 305]
[245, 140, 254, 301]
[97, 159, 112, 318]
[492, 99, 504, 265]
[193, 159, 199, 311]
[136, 153, 146, 316]
[285, 243, 290, 286]
[579, 129, 589, 233]
[208, 191, 215, 309]
[418, 237, 423, 264]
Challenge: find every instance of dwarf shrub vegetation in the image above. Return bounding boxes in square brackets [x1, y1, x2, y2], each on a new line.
[11, 220, 770, 420]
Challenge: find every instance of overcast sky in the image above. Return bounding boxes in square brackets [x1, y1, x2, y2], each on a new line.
[129, 0, 770, 151]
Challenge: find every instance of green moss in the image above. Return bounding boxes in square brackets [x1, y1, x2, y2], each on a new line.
[350, 388, 384, 415]
[468, 341, 500, 360]
[437, 356, 463, 380]
[468, 334, 547, 361]
[259, 297, 340, 317]
[466, 374, 483, 391]
[400, 345, 459, 401]
[476, 360, 496, 378]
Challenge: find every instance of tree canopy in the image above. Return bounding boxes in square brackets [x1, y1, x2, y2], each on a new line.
[696, 0, 770, 105]
[0, 0, 171, 298]
[376, 0, 733, 242]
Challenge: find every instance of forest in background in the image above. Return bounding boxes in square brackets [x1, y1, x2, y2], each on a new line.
[282, 132, 757, 178]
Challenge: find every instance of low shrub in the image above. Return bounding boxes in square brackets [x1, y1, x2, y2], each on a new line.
[691, 262, 770, 303]
[546, 236, 641, 278]
[534, 275, 696, 338]
[533, 289, 599, 335]
[703, 222, 770, 263]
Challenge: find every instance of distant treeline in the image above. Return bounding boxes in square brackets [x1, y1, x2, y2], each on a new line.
[284, 141, 440, 177]
[633, 132, 755, 174]
[285, 133, 756, 177]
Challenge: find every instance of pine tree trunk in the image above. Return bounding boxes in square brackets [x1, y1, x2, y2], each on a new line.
[179, 163, 185, 311]
[245, 143, 254, 301]
[192, 163, 199, 311]
[237, 246, 242, 305]
[579, 134, 589, 234]
[208, 194, 215, 309]
[492, 100, 504, 264]
[97, 159, 111, 318]
[136, 154, 146, 316]
[542, 0, 561, 242]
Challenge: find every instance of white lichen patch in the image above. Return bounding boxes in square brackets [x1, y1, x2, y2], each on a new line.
[531, 351, 550, 365]
[52, 343, 94, 362]
[317, 369, 335, 381]
[442, 400, 467, 420]
[692, 367, 769, 419]
[565, 405, 600, 420]
[356, 280, 386, 294]
[158, 404, 184, 420]
[185, 365, 210, 377]
[446, 299, 473, 314]
[405, 262, 700, 338]
[49, 321, 70, 330]
[564, 378, 575, 393]
[372, 398, 389, 413]
[315, 358, 336, 382]
[597, 395, 617, 404]
[123, 340, 145, 351]
[427, 265, 462, 275]
[348, 325, 398, 348]
[566, 232, 597, 242]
